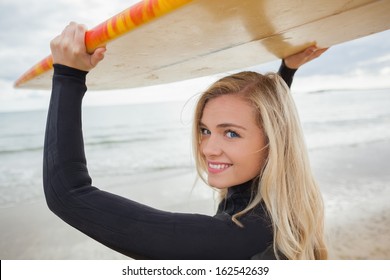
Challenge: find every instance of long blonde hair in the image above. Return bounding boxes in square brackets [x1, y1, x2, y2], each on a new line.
[193, 71, 327, 260]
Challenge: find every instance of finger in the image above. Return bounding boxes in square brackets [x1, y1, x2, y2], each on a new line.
[73, 24, 88, 53]
[50, 34, 61, 49]
[304, 46, 318, 55]
[310, 48, 329, 60]
[90, 47, 107, 67]
[61, 22, 77, 38]
[59, 23, 79, 51]
[315, 48, 329, 56]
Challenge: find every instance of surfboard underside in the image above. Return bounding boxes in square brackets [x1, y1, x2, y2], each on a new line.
[15, 0, 390, 90]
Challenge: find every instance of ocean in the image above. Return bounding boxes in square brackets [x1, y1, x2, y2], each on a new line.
[1, 88, 389, 209]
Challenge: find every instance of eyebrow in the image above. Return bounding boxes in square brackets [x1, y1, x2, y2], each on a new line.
[199, 122, 247, 130]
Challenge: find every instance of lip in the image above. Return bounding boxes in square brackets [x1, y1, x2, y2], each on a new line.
[207, 161, 232, 174]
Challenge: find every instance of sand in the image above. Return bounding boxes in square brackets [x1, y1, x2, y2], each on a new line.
[310, 140, 390, 259]
[0, 140, 389, 260]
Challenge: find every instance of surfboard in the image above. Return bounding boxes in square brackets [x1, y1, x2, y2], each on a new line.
[14, 0, 390, 90]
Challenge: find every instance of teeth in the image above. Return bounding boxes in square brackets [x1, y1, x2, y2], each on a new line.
[209, 163, 230, 169]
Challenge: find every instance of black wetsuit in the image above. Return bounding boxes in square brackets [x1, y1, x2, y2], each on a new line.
[43, 63, 296, 259]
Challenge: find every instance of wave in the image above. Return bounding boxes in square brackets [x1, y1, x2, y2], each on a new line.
[306, 87, 390, 95]
[85, 135, 163, 147]
[302, 113, 390, 126]
[0, 146, 43, 155]
[307, 138, 390, 152]
[0, 137, 159, 154]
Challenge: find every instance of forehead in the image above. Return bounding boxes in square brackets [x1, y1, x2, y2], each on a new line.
[201, 94, 257, 126]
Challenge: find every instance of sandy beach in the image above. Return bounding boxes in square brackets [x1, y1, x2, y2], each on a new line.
[1, 140, 389, 260]
[311, 140, 390, 259]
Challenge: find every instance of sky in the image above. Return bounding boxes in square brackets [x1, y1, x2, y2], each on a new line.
[0, 0, 389, 112]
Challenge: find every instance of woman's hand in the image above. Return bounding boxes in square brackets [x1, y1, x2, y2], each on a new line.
[50, 22, 106, 72]
[284, 46, 328, 69]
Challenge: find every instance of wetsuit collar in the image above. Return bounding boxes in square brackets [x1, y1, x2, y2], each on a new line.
[226, 180, 254, 199]
[217, 179, 256, 216]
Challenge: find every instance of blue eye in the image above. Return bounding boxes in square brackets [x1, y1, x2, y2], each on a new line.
[201, 128, 211, 135]
[226, 130, 240, 138]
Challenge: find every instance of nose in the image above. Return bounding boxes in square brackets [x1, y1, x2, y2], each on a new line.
[201, 135, 223, 158]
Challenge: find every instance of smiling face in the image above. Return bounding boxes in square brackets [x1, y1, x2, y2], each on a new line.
[199, 94, 268, 189]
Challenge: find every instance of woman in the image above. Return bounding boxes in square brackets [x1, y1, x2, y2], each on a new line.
[44, 22, 327, 259]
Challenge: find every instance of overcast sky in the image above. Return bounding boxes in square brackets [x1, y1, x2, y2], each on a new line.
[1, 0, 389, 112]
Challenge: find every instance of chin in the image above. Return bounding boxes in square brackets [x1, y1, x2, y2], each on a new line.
[207, 177, 234, 189]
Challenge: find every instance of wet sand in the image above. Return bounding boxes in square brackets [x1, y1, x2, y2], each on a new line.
[310, 140, 390, 259]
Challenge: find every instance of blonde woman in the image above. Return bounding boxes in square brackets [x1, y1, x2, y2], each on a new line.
[44, 22, 327, 259]
[193, 71, 327, 260]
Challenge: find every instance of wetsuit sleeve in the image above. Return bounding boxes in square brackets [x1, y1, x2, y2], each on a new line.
[43, 65, 272, 260]
[277, 59, 297, 88]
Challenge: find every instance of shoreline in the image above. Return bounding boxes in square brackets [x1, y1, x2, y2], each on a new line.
[1, 140, 389, 259]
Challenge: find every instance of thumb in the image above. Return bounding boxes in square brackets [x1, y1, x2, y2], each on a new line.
[90, 47, 106, 68]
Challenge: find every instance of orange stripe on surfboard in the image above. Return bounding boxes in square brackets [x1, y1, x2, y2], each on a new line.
[14, 0, 193, 88]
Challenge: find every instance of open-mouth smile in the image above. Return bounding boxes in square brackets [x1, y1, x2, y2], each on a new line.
[207, 162, 232, 174]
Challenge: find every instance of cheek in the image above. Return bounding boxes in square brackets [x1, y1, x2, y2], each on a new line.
[243, 149, 266, 175]
[199, 140, 207, 159]
[254, 148, 268, 173]
[238, 140, 268, 175]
